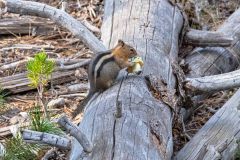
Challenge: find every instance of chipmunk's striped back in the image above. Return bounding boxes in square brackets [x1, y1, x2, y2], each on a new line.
[72, 40, 138, 118]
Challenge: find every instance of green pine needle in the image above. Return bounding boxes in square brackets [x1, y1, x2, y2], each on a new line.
[3, 133, 41, 160]
[27, 51, 55, 88]
[29, 106, 64, 135]
[0, 87, 9, 112]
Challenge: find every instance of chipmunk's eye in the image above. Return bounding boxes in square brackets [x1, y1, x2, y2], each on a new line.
[130, 48, 134, 52]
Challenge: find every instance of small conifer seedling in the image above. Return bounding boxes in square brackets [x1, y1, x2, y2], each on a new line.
[27, 51, 55, 119]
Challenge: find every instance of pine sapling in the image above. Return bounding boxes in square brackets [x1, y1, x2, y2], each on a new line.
[26, 51, 55, 120]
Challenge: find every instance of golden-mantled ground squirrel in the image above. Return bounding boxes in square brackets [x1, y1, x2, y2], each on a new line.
[72, 40, 139, 118]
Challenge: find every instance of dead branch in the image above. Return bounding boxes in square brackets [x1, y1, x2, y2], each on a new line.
[0, 17, 56, 36]
[0, 44, 54, 52]
[57, 115, 92, 153]
[185, 69, 240, 94]
[57, 59, 90, 71]
[82, 19, 100, 33]
[185, 29, 233, 47]
[67, 84, 89, 93]
[59, 93, 86, 99]
[0, 122, 29, 137]
[2, 0, 106, 53]
[0, 59, 29, 70]
[184, 7, 240, 112]
[0, 57, 89, 71]
[22, 129, 71, 150]
[175, 88, 240, 159]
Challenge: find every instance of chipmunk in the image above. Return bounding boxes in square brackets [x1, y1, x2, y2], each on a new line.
[72, 40, 138, 118]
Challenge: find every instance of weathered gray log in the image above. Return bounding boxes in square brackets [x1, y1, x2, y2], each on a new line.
[2, 0, 106, 53]
[184, 29, 233, 47]
[175, 88, 240, 160]
[186, 8, 240, 79]
[70, 0, 184, 159]
[183, 7, 240, 112]
[0, 17, 57, 36]
[0, 71, 76, 93]
[22, 129, 71, 150]
[57, 115, 92, 153]
[185, 69, 240, 94]
[177, 6, 240, 160]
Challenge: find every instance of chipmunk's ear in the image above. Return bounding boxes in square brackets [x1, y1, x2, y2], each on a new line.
[118, 39, 125, 47]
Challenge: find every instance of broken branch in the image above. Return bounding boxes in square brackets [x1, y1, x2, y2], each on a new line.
[3, 0, 106, 53]
[185, 69, 240, 94]
[57, 115, 92, 153]
[22, 129, 71, 150]
[184, 29, 233, 47]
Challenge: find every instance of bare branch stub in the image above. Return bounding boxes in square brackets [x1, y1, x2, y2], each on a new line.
[22, 129, 71, 150]
[184, 29, 233, 47]
[57, 115, 92, 153]
[185, 69, 240, 95]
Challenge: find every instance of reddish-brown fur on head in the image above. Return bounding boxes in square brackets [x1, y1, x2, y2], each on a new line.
[112, 40, 137, 62]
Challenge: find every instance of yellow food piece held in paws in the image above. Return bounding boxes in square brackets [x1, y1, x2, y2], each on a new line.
[127, 56, 144, 74]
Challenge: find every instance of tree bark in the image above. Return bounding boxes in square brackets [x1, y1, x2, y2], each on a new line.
[185, 8, 240, 79]
[0, 71, 76, 94]
[22, 129, 71, 150]
[183, 7, 240, 111]
[175, 88, 240, 160]
[184, 29, 233, 47]
[185, 69, 240, 94]
[0, 17, 56, 36]
[70, 0, 184, 159]
[176, 6, 240, 160]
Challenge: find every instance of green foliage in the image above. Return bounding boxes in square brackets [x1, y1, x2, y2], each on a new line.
[0, 87, 7, 105]
[235, 142, 240, 160]
[0, 87, 9, 112]
[29, 106, 64, 135]
[27, 51, 55, 88]
[3, 133, 40, 160]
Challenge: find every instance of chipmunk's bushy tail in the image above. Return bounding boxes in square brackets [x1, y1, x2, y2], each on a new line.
[71, 91, 94, 118]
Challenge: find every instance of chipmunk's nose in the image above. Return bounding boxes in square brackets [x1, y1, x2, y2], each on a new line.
[136, 70, 142, 75]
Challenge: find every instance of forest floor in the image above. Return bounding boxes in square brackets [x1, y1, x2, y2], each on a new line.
[0, 0, 239, 159]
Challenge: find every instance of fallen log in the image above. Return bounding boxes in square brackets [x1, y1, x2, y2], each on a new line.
[183, 7, 240, 116]
[185, 8, 240, 79]
[175, 88, 240, 160]
[184, 29, 233, 47]
[71, 0, 184, 159]
[4, 0, 184, 159]
[0, 17, 57, 36]
[3, 0, 240, 160]
[0, 70, 76, 94]
[177, 5, 240, 160]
